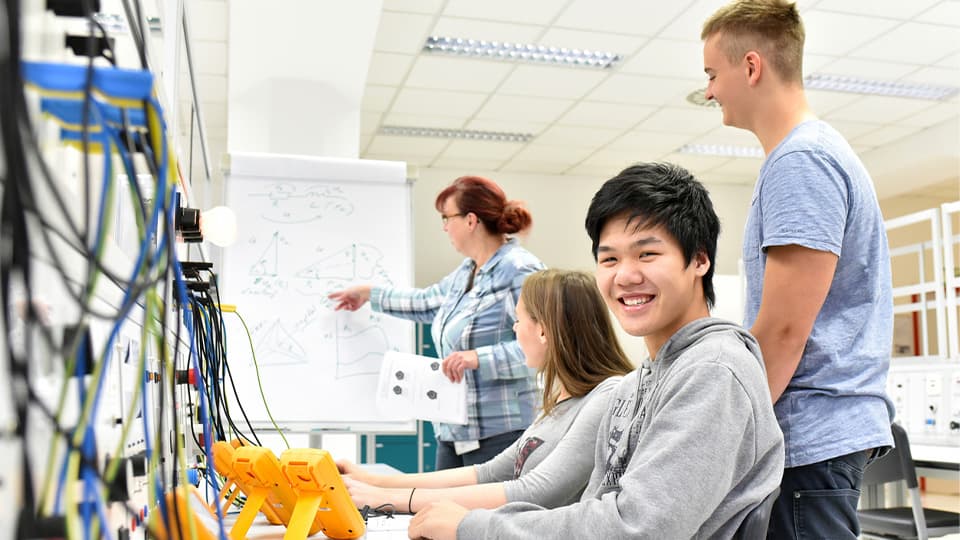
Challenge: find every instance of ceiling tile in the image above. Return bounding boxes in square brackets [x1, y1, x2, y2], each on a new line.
[817, 58, 920, 80]
[405, 56, 513, 92]
[607, 130, 694, 155]
[431, 17, 543, 44]
[392, 88, 488, 117]
[900, 66, 960, 87]
[367, 52, 415, 86]
[465, 118, 548, 136]
[806, 89, 862, 117]
[381, 113, 466, 129]
[658, 0, 729, 41]
[537, 28, 646, 57]
[555, 0, 688, 36]
[852, 125, 923, 147]
[367, 135, 450, 157]
[374, 11, 435, 54]
[500, 160, 572, 174]
[707, 158, 763, 178]
[573, 148, 651, 170]
[383, 0, 445, 14]
[361, 85, 397, 112]
[442, 140, 525, 160]
[851, 22, 960, 64]
[802, 10, 899, 56]
[634, 107, 721, 135]
[826, 119, 885, 140]
[535, 126, 623, 147]
[360, 111, 382, 135]
[620, 38, 705, 80]
[825, 95, 941, 124]
[442, 0, 564, 25]
[701, 173, 757, 186]
[586, 74, 696, 105]
[814, 0, 939, 19]
[895, 103, 959, 129]
[914, 2, 960, 27]
[559, 102, 657, 128]
[497, 65, 608, 99]
[429, 157, 505, 171]
[507, 144, 594, 166]
[694, 125, 761, 146]
[566, 161, 624, 178]
[661, 153, 732, 175]
[803, 53, 841, 76]
[936, 51, 960, 69]
[475, 94, 575, 123]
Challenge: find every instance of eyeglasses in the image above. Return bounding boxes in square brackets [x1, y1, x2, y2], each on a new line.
[440, 212, 465, 225]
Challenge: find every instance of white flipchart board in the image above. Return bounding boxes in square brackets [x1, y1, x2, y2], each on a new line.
[221, 152, 415, 432]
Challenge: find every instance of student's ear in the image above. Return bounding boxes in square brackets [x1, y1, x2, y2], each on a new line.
[538, 326, 547, 344]
[692, 251, 711, 277]
[744, 51, 761, 86]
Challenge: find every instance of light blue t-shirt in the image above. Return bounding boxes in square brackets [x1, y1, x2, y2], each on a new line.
[743, 119, 895, 468]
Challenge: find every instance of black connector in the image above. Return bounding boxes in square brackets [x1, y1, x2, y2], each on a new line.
[105, 457, 130, 502]
[130, 450, 147, 477]
[65, 34, 114, 59]
[19, 508, 67, 538]
[63, 324, 94, 376]
[47, 0, 101, 16]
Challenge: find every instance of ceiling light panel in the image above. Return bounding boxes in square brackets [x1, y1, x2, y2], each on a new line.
[806, 73, 960, 101]
[677, 144, 765, 158]
[381, 125, 533, 143]
[423, 36, 623, 69]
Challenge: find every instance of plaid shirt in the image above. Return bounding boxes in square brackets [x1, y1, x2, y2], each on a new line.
[371, 238, 544, 442]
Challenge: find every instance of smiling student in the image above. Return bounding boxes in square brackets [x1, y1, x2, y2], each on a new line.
[701, 2, 895, 537]
[408, 163, 785, 540]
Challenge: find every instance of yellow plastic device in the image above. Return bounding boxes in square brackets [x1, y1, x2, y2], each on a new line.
[149, 486, 219, 540]
[230, 445, 326, 539]
[211, 440, 284, 525]
[280, 448, 366, 540]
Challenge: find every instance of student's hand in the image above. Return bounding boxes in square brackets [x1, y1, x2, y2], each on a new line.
[441, 350, 478, 383]
[336, 459, 372, 483]
[408, 501, 468, 540]
[342, 476, 393, 509]
[328, 285, 372, 311]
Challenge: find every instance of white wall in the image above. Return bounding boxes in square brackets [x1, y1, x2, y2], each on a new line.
[410, 167, 755, 287]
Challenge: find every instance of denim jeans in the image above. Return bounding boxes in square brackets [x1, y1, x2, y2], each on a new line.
[767, 450, 869, 539]
[435, 430, 524, 471]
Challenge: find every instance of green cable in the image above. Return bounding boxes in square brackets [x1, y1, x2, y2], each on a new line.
[232, 310, 289, 449]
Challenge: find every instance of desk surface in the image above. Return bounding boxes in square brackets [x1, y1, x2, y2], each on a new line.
[910, 434, 960, 466]
[233, 513, 411, 539]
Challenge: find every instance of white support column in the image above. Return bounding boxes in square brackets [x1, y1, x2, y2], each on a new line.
[227, 1, 383, 158]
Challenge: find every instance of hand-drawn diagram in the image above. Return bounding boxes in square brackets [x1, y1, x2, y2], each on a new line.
[249, 183, 354, 224]
[295, 243, 394, 298]
[335, 323, 394, 379]
[244, 232, 289, 298]
[253, 318, 308, 366]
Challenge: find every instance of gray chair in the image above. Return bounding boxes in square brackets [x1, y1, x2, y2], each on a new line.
[858, 423, 960, 540]
[734, 486, 779, 540]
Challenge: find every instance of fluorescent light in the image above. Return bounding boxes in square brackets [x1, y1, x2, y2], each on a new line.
[423, 36, 622, 69]
[677, 144, 764, 158]
[804, 73, 959, 101]
[381, 125, 533, 143]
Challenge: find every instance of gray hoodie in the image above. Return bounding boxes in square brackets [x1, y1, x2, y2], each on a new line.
[458, 318, 785, 539]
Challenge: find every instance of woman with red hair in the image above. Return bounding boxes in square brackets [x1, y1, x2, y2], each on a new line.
[330, 176, 545, 470]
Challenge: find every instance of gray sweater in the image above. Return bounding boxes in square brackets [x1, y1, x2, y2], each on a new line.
[459, 318, 785, 539]
[475, 377, 620, 508]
